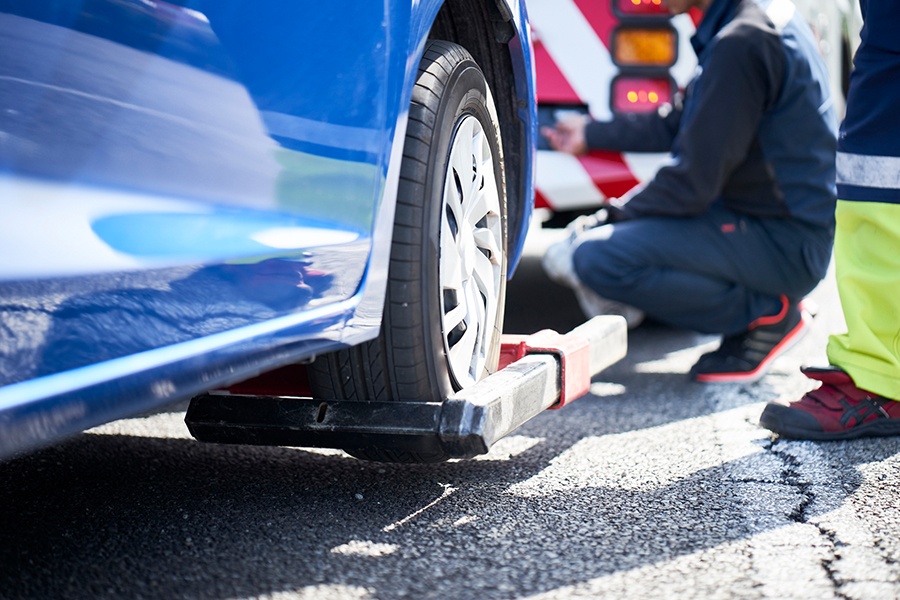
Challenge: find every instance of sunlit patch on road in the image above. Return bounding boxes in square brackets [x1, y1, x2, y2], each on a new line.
[293, 447, 350, 457]
[257, 584, 374, 599]
[507, 404, 771, 496]
[470, 435, 544, 461]
[588, 382, 626, 397]
[87, 411, 192, 439]
[632, 341, 718, 374]
[86, 411, 358, 458]
[330, 540, 399, 557]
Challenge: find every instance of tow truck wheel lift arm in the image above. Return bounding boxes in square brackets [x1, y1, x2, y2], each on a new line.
[185, 316, 627, 459]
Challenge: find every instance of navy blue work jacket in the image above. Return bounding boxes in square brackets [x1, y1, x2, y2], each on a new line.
[836, 0, 900, 204]
[585, 0, 837, 232]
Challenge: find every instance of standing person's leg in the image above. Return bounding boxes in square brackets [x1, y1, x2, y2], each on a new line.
[761, 200, 900, 439]
[827, 202, 900, 399]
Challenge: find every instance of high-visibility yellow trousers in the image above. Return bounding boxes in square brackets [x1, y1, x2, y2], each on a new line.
[827, 200, 900, 401]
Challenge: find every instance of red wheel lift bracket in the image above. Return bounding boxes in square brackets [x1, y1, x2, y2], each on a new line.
[499, 329, 591, 408]
[187, 316, 628, 458]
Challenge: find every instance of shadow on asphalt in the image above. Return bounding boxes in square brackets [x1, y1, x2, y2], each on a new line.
[1, 251, 870, 599]
[0, 424, 884, 599]
[0, 427, 882, 600]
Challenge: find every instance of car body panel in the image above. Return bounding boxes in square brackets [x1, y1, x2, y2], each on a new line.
[0, 0, 536, 458]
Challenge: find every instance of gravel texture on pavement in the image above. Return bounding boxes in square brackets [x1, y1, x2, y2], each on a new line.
[1, 238, 899, 600]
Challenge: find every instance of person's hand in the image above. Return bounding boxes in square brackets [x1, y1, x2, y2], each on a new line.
[565, 210, 607, 239]
[565, 203, 628, 240]
[540, 114, 589, 156]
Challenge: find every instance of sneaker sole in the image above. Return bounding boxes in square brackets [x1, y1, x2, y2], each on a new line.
[760, 402, 900, 440]
[694, 310, 812, 383]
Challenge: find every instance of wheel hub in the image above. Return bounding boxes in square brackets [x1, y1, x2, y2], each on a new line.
[439, 114, 503, 389]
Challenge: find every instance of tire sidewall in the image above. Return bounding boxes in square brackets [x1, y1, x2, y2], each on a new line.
[420, 58, 508, 397]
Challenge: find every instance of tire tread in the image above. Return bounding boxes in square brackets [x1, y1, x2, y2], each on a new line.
[308, 40, 506, 463]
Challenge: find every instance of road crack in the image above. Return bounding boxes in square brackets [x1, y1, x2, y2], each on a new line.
[764, 438, 852, 600]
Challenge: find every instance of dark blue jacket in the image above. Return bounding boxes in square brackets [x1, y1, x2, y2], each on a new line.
[836, 0, 900, 203]
[585, 0, 837, 232]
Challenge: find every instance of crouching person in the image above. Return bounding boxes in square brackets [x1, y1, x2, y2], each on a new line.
[542, 0, 837, 382]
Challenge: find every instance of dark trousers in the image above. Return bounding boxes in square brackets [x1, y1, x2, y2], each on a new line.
[571, 204, 833, 335]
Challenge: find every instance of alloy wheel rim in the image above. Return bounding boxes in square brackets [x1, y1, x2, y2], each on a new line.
[439, 114, 503, 389]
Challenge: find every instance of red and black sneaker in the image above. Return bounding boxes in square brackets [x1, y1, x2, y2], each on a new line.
[690, 295, 811, 383]
[759, 366, 900, 440]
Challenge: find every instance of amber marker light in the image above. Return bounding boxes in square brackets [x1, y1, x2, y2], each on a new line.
[612, 27, 677, 68]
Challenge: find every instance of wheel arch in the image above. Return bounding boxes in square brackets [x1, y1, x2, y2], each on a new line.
[423, 0, 536, 275]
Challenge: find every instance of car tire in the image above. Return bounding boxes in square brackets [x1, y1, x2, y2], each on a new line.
[308, 40, 508, 463]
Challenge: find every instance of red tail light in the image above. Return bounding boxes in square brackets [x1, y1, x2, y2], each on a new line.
[611, 77, 672, 113]
[614, 0, 669, 17]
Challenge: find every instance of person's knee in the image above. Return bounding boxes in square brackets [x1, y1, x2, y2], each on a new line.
[572, 238, 628, 295]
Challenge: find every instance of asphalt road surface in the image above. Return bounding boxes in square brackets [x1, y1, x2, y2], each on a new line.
[1, 228, 899, 600]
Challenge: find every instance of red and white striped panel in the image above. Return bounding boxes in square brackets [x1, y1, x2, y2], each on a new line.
[530, 0, 699, 211]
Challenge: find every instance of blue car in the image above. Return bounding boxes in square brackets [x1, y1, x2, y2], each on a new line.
[0, 0, 537, 461]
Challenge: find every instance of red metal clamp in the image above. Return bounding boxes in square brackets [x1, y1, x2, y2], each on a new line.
[499, 329, 592, 409]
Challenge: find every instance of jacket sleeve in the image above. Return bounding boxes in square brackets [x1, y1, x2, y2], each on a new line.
[619, 28, 784, 219]
[584, 104, 681, 153]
